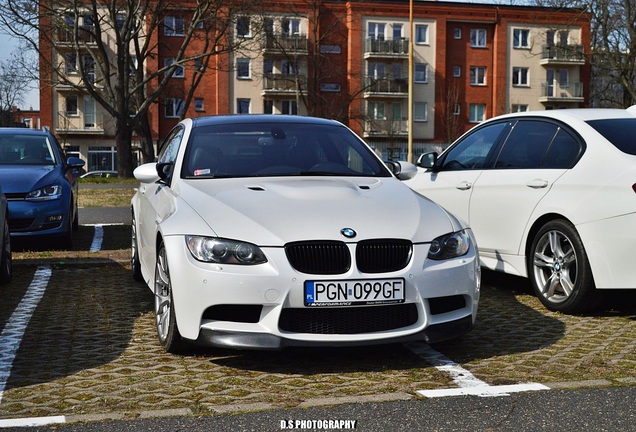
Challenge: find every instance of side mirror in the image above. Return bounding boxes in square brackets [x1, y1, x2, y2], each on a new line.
[133, 163, 161, 183]
[66, 156, 86, 169]
[416, 152, 438, 170]
[385, 160, 418, 181]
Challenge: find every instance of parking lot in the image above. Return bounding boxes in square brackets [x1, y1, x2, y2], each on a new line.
[1, 224, 636, 424]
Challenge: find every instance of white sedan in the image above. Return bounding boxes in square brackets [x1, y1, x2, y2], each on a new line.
[131, 115, 480, 353]
[406, 107, 636, 314]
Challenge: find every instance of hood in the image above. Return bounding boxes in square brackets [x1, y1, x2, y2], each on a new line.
[0, 166, 60, 194]
[176, 177, 458, 245]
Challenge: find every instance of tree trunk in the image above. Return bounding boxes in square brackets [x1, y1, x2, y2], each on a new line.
[137, 111, 155, 164]
[115, 120, 134, 178]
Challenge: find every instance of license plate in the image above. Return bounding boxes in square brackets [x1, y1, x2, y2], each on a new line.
[304, 278, 405, 307]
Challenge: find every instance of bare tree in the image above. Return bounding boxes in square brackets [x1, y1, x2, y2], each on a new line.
[0, 0, 256, 176]
[0, 48, 34, 126]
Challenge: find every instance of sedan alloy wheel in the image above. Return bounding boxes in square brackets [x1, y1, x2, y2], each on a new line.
[154, 243, 186, 353]
[529, 220, 601, 313]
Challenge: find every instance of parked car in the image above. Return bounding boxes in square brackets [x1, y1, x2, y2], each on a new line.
[0, 128, 85, 248]
[80, 170, 118, 179]
[131, 115, 480, 353]
[406, 107, 636, 314]
[0, 185, 11, 284]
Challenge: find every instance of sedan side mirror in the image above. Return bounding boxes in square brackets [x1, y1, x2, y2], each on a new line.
[385, 160, 418, 181]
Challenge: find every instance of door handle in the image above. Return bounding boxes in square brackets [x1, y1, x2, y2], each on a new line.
[456, 181, 472, 190]
[526, 179, 549, 189]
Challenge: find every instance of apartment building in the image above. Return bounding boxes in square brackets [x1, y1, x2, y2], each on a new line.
[39, 0, 590, 170]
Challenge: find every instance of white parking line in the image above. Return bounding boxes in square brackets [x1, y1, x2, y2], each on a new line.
[0, 416, 65, 428]
[89, 224, 104, 252]
[405, 341, 549, 398]
[0, 267, 52, 405]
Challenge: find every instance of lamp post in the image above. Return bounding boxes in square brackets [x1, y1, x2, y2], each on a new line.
[407, 0, 414, 163]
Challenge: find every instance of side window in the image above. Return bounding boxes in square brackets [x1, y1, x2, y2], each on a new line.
[542, 128, 581, 168]
[157, 126, 185, 181]
[440, 122, 508, 170]
[495, 120, 558, 169]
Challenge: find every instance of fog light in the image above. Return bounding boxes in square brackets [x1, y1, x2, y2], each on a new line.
[46, 215, 63, 222]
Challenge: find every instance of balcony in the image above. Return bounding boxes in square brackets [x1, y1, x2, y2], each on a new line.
[363, 119, 408, 138]
[364, 38, 409, 59]
[56, 27, 96, 45]
[539, 81, 584, 103]
[56, 112, 104, 134]
[262, 74, 307, 96]
[363, 77, 408, 98]
[261, 34, 308, 55]
[540, 45, 585, 65]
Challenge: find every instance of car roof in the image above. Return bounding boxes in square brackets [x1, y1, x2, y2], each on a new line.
[495, 107, 636, 123]
[189, 114, 344, 128]
[0, 127, 51, 136]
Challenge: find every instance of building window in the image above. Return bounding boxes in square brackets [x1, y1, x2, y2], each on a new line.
[65, 53, 77, 75]
[368, 101, 385, 119]
[165, 98, 184, 118]
[236, 58, 250, 79]
[453, 104, 461, 115]
[164, 16, 184, 36]
[392, 24, 403, 39]
[237, 98, 250, 114]
[512, 104, 528, 112]
[414, 102, 428, 121]
[414, 63, 428, 83]
[558, 31, 569, 46]
[282, 19, 300, 36]
[559, 69, 569, 87]
[194, 98, 204, 111]
[453, 65, 461, 77]
[237, 17, 251, 37]
[264, 99, 274, 114]
[282, 100, 298, 115]
[415, 25, 428, 44]
[65, 95, 78, 116]
[512, 67, 529, 86]
[513, 29, 530, 49]
[470, 66, 486, 85]
[469, 104, 486, 123]
[454, 27, 462, 39]
[165, 58, 184, 78]
[368, 22, 385, 40]
[470, 29, 487, 48]
[88, 146, 117, 172]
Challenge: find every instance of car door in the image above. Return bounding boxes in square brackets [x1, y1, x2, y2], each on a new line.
[407, 121, 510, 224]
[468, 119, 582, 257]
[137, 126, 185, 267]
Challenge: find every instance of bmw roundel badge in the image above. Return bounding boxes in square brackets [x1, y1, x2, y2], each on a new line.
[341, 228, 357, 238]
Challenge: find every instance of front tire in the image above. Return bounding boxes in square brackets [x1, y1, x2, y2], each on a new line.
[0, 218, 12, 285]
[528, 219, 602, 313]
[155, 242, 187, 353]
[131, 210, 143, 282]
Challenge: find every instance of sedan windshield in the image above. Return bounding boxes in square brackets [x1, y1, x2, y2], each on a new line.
[0, 135, 57, 165]
[181, 122, 392, 179]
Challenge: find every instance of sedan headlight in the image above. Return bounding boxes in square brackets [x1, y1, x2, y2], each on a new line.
[186, 236, 267, 265]
[428, 230, 471, 260]
[26, 185, 62, 201]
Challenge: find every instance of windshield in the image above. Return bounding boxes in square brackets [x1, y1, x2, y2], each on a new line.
[0, 134, 57, 165]
[586, 118, 636, 156]
[181, 122, 392, 179]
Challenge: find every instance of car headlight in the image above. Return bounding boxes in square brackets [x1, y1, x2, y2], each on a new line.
[26, 185, 62, 201]
[185, 236, 267, 265]
[428, 230, 471, 260]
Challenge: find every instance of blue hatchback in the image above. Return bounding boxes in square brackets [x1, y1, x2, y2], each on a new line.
[0, 128, 85, 248]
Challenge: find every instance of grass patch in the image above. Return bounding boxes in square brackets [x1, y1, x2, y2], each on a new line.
[79, 187, 136, 208]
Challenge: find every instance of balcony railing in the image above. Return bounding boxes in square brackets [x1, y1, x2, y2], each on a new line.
[540, 45, 585, 64]
[262, 74, 307, 94]
[262, 34, 308, 54]
[56, 112, 104, 133]
[364, 119, 408, 137]
[364, 38, 409, 57]
[540, 81, 583, 101]
[56, 27, 96, 44]
[364, 77, 408, 96]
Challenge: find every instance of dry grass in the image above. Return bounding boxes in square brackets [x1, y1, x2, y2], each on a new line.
[78, 187, 137, 208]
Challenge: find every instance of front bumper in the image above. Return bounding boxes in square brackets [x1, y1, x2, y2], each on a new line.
[7, 198, 70, 237]
[162, 233, 480, 349]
